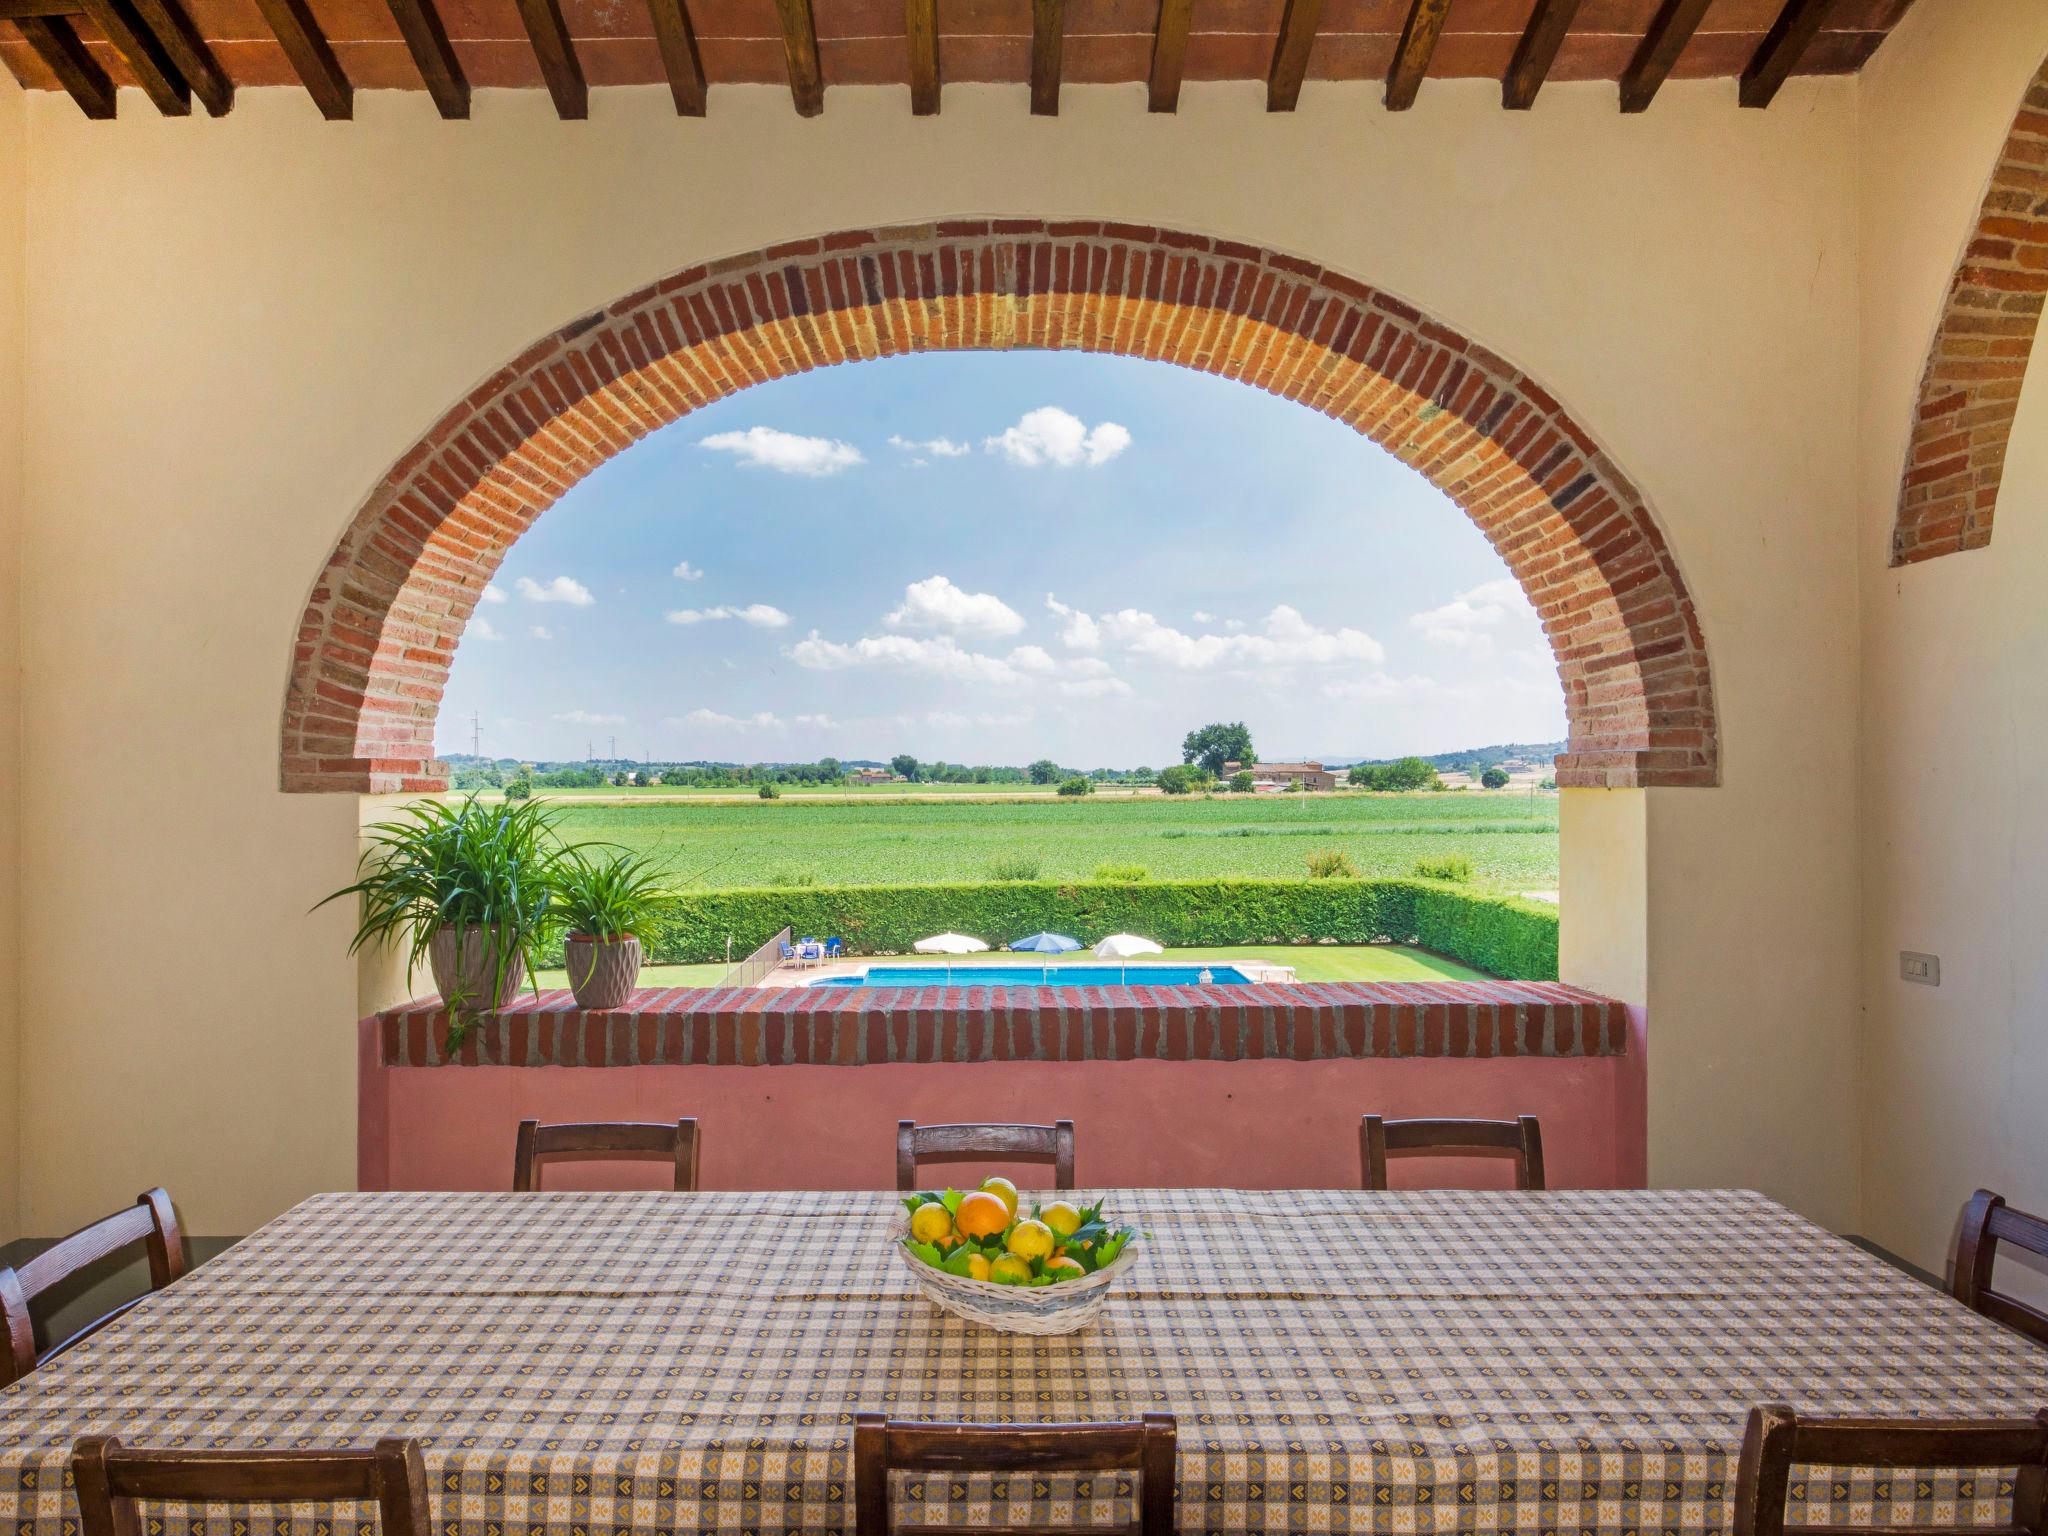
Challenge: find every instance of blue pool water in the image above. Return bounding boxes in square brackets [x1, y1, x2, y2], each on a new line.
[814, 964, 1253, 989]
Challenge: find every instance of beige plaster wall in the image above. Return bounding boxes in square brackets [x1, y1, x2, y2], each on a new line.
[16, 73, 1866, 1236]
[0, 69, 21, 1245]
[1857, 1, 2048, 1274]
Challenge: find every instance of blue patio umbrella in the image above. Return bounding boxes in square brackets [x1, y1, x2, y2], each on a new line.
[1009, 931, 1082, 954]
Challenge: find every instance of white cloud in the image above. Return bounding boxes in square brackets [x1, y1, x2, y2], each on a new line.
[667, 603, 791, 629]
[985, 407, 1131, 468]
[1323, 673, 1442, 702]
[480, 584, 508, 605]
[1045, 595, 1102, 652]
[673, 560, 705, 582]
[787, 632, 1024, 685]
[701, 426, 864, 477]
[674, 708, 785, 730]
[1065, 656, 1115, 678]
[555, 708, 625, 724]
[470, 616, 501, 641]
[515, 575, 594, 606]
[1008, 644, 1058, 676]
[1060, 676, 1135, 699]
[889, 434, 971, 458]
[885, 575, 1025, 638]
[794, 713, 836, 728]
[1409, 578, 1535, 657]
[1091, 604, 1386, 671]
[529, 625, 553, 640]
[1191, 610, 1217, 624]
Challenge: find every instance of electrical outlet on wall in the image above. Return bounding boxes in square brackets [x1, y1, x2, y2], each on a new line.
[1900, 951, 1941, 986]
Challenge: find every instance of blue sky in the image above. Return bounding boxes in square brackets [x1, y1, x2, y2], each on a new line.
[438, 352, 1564, 768]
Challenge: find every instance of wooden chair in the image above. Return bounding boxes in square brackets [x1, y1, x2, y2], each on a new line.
[1952, 1189, 2048, 1345]
[853, 1413, 1175, 1536]
[1732, 1404, 2048, 1536]
[73, 1436, 430, 1536]
[1359, 1115, 1546, 1191]
[0, 1188, 184, 1387]
[512, 1118, 699, 1192]
[896, 1120, 1075, 1192]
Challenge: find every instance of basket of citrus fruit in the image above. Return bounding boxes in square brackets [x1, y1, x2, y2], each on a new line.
[897, 1177, 1140, 1335]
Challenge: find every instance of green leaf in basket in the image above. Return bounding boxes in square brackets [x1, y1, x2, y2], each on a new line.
[1094, 1227, 1135, 1267]
[1026, 1274, 1055, 1287]
[940, 1189, 965, 1216]
[1066, 1219, 1111, 1249]
[906, 1239, 945, 1269]
[941, 1246, 980, 1278]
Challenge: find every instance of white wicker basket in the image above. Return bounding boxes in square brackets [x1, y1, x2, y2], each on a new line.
[895, 1233, 1141, 1335]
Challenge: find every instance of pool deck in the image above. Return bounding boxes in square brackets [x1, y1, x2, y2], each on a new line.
[760, 958, 1301, 988]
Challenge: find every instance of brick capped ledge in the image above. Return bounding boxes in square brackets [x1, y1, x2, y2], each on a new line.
[375, 980, 1628, 1069]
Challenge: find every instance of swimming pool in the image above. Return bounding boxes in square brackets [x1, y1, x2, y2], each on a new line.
[813, 964, 1254, 989]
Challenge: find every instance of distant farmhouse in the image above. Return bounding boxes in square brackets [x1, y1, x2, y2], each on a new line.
[1223, 759, 1338, 793]
[853, 767, 903, 786]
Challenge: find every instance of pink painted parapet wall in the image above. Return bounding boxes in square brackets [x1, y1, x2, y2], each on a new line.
[360, 983, 1647, 1193]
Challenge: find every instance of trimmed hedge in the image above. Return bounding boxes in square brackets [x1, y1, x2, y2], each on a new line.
[541, 878, 1556, 980]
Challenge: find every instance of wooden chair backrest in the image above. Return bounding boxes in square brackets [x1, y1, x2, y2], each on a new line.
[0, 1188, 184, 1386]
[72, 1436, 430, 1536]
[1733, 1404, 2048, 1536]
[853, 1413, 1175, 1536]
[1952, 1189, 2048, 1346]
[896, 1120, 1075, 1192]
[1359, 1115, 1546, 1191]
[512, 1118, 699, 1192]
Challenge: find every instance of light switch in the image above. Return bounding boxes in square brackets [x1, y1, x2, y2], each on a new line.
[1900, 951, 1941, 986]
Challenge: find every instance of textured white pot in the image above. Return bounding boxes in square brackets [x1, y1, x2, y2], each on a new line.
[565, 933, 641, 1010]
[427, 925, 528, 1010]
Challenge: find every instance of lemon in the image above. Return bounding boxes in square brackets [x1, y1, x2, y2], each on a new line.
[909, 1203, 955, 1246]
[964, 1252, 992, 1282]
[980, 1177, 1020, 1218]
[1007, 1218, 1055, 1262]
[988, 1255, 1033, 1285]
[1040, 1200, 1082, 1238]
[1046, 1255, 1086, 1281]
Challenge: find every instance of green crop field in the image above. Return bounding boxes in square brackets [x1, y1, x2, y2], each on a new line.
[536, 791, 1560, 891]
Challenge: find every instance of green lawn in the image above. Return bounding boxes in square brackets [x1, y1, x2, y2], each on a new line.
[525, 790, 1558, 891]
[534, 941, 1490, 991]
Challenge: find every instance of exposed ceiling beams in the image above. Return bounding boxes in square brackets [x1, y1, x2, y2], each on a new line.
[0, 0, 1911, 125]
[1502, 0, 1584, 111]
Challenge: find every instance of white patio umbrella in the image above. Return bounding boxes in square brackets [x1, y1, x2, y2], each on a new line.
[913, 932, 989, 954]
[1092, 931, 1164, 984]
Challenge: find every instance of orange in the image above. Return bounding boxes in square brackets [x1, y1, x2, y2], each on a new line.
[956, 1190, 1011, 1240]
[979, 1177, 1020, 1218]
[909, 1202, 956, 1246]
[1046, 1255, 1086, 1281]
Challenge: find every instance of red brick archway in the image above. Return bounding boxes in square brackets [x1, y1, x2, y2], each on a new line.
[284, 220, 1719, 794]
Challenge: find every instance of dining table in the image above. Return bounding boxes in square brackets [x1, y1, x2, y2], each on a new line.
[2, 1186, 2045, 1536]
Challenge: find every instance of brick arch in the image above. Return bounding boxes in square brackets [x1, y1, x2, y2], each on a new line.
[284, 219, 1718, 794]
[1892, 56, 2048, 567]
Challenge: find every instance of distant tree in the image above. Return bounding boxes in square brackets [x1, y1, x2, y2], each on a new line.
[889, 753, 920, 782]
[1538, 776, 1557, 791]
[816, 757, 841, 781]
[1481, 766, 1511, 789]
[1057, 776, 1092, 797]
[971, 766, 993, 784]
[1028, 758, 1061, 785]
[1230, 770, 1255, 794]
[1182, 722, 1255, 776]
[758, 781, 781, 799]
[1157, 765, 1198, 795]
[1131, 766, 1155, 783]
[504, 773, 532, 802]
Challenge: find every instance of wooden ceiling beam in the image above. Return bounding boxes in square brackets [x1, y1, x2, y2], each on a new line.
[1147, 0, 1190, 112]
[1266, 0, 1319, 111]
[0, 0, 83, 18]
[253, 0, 352, 117]
[773, 0, 822, 116]
[1030, 0, 1061, 115]
[513, 0, 586, 118]
[126, 0, 230, 113]
[1739, 0, 1833, 109]
[1619, 0, 1710, 113]
[649, 0, 706, 114]
[905, 0, 936, 114]
[14, 14, 114, 115]
[1502, 0, 1582, 110]
[386, 0, 468, 117]
[1385, 0, 1450, 111]
[80, 0, 188, 114]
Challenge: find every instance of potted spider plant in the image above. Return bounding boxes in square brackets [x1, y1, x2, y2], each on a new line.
[317, 794, 559, 1048]
[551, 848, 672, 1009]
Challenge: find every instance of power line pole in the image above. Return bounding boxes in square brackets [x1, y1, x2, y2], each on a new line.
[470, 711, 481, 762]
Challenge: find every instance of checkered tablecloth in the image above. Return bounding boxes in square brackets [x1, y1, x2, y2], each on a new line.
[2, 1188, 2045, 1535]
